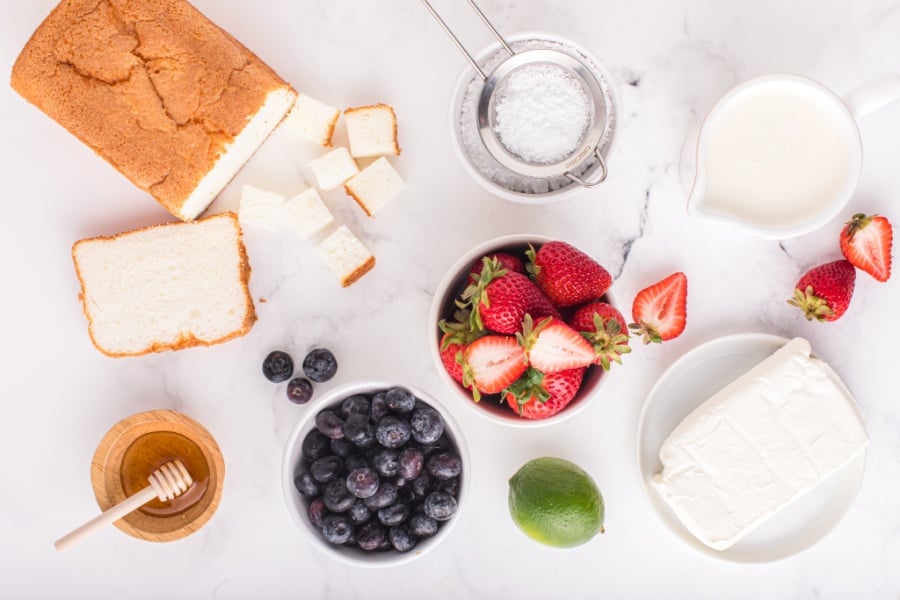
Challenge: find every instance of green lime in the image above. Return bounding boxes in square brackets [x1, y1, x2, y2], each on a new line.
[508, 457, 605, 548]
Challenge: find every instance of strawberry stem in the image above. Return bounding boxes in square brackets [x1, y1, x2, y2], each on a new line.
[787, 285, 834, 322]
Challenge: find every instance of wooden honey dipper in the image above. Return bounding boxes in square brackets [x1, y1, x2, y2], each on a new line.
[55, 459, 193, 552]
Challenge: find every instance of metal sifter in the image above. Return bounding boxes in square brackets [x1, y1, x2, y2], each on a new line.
[421, 0, 610, 188]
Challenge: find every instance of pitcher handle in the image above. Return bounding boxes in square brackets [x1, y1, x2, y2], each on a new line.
[844, 73, 900, 120]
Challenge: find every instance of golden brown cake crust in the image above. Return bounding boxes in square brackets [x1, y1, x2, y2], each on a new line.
[341, 256, 376, 288]
[71, 212, 257, 357]
[11, 0, 294, 219]
[344, 103, 402, 155]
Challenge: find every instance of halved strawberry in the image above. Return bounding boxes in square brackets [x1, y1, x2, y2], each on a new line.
[517, 315, 595, 373]
[504, 367, 585, 419]
[840, 213, 892, 282]
[569, 302, 631, 370]
[526, 241, 612, 308]
[461, 259, 559, 334]
[629, 272, 688, 343]
[461, 335, 528, 402]
[469, 253, 525, 283]
[788, 259, 856, 322]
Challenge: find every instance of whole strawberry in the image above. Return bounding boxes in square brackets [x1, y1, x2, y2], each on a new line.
[438, 309, 485, 385]
[469, 253, 525, 283]
[526, 242, 612, 308]
[504, 367, 585, 419]
[788, 259, 856, 322]
[569, 302, 631, 370]
[462, 259, 559, 334]
[839, 213, 892, 282]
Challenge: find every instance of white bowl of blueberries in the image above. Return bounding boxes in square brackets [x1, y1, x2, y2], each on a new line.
[281, 380, 469, 567]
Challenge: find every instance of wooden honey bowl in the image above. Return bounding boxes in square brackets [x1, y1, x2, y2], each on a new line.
[90, 410, 225, 542]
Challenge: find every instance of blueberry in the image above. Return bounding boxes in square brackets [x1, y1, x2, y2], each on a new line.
[396, 485, 415, 505]
[356, 521, 386, 551]
[408, 513, 439, 538]
[323, 479, 356, 512]
[377, 502, 410, 527]
[427, 451, 462, 481]
[410, 406, 444, 444]
[286, 377, 313, 404]
[388, 526, 417, 552]
[371, 392, 389, 421]
[308, 498, 327, 529]
[310, 455, 343, 483]
[341, 394, 371, 419]
[263, 350, 293, 383]
[435, 476, 460, 497]
[315, 410, 345, 440]
[364, 481, 398, 510]
[293, 472, 319, 497]
[372, 448, 400, 478]
[397, 447, 424, 480]
[375, 416, 411, 449]
[421, 434, 452, 457]
[424, 491, 457, 521]
[410, 473, 431, 499]
[385, 387, 416, 413]
[301, 430, 330, 461]
[346, 467, 380, 499]
[344, 454, 368, 473]
[330, 438, 355, 458]
[322, 514, 353, 545]
[348, 499, 372, 525]
[377, 535, 393, 551]
[303, 348, 338, 383]
[344, 413, 375, 447]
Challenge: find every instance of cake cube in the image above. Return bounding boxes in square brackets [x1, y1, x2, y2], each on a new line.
[284, 189, 334, 238]
[344, 104, 401, 158]
[287, 93, 340, 147]
[309, 147, 359, 191]
[239, 185, 286, 231]
[344, 157, 405, 217]
[315, 225, 375, 287]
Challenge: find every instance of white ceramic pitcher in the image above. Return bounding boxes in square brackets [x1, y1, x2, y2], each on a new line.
[685, 73, 900, 239]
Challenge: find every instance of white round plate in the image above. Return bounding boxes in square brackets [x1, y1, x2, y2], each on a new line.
[636, 332, 866, 563]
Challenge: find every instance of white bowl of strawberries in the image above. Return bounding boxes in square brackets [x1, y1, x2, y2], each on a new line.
[429, 235, 630, 427]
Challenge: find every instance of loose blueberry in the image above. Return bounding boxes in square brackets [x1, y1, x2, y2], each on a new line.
[385, 387, 416, 413]
[372, 448, 400, 478]
[315, 410, 345, 440]
[341, 394, 371, 419]
[344, 454, 368, 473]
[375, 416, 411, 449]
[371, 392, 389, 421]
[346, 467, 380, 499]
[303, 348, 338, 383]
[301, 430, 330, 461]
[286, 377, 313, 404]
[356, 521, 386, 551]
[388, 526, 417, 552]
[397, 447, 424, 480]
[423, 491, 457, 521]
[410, 406, 444, 444]
[427, 451, 462, 481]
[262, 350, 294, 383]
[293, 472, 319, 497]
[308, 497, 327, 529]
[348, 499, 372, 525]
[323, 479, 356, 512]
[378, 502, 410, 527]
[330, 438, 355, 458]
[344, 413, 375, 447]
[310, 455, 343, 483]
[408, 513, 439, 538]
[321, 514, 353, 545]
[435, 476, 460, 498]
[364, 481, 398, 510]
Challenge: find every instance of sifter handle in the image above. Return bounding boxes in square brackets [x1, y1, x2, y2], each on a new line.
[565, 148, 609, 189]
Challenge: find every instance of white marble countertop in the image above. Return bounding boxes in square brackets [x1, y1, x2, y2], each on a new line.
[2, 0, 899, 598]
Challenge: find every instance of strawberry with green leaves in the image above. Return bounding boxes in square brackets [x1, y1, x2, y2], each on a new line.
[840, 213, 892, 282]
[438, 309, 485, 385]
[517, 314, 595, 373]
[526, 241, 612, 308]
[788, 259, 856, 322]
[461, 258, 559, 334]
[629, 272, 688, 343]
[504, 367, 585, 419]
[469, 253, 525, 283]
[460, 335, 528, 402]
[569, 302, 631, 370]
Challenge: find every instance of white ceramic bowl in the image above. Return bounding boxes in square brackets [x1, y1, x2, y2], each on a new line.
[428, 234, 614, 428]
[281, 380, 470, 568]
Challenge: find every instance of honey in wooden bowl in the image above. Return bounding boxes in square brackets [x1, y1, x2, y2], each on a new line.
[91, 410, 224, 542]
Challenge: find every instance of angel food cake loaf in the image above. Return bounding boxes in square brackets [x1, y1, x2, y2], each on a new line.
[11, 0, 297, 220]
[652, 337, 868, 551]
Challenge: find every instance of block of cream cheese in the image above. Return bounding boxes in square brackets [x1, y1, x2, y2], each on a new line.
[651, 337, 868, 551]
